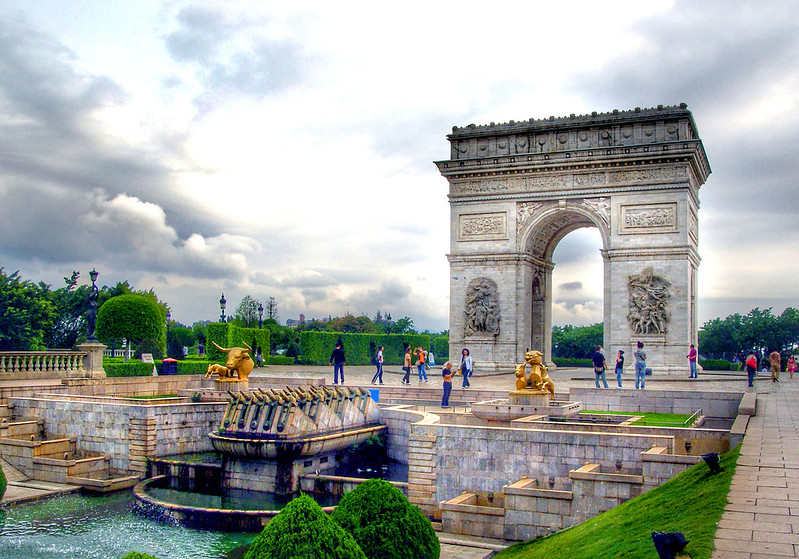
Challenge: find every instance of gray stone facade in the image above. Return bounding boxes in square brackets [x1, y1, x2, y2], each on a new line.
[437, 104, 711, 373]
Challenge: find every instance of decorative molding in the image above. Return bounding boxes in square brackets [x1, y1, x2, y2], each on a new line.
[581, 198, 610, 229]
[458, 212, 508, 241]
[516, 202, 543, 234]
[620, 203, 677, 234]
[687, 211, 698, 244]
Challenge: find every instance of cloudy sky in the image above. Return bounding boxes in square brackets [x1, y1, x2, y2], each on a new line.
[0, 1, 797, 332]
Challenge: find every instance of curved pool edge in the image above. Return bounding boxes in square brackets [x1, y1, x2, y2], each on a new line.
[134, 475, 336, 532]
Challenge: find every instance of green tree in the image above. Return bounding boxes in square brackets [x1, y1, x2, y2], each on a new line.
[0, 268, 54, 350]
[96, 294, 164, 360]
[43, 271, 91, 349]
[234, 295, 262, 328]
[327, 315, 378, 333]
[166, 326, 196, 359]
[552, 323, 603, 359]
[385, 316, 415, 334]
[245, 493, 366, 559]
[331, 479, 439, 559]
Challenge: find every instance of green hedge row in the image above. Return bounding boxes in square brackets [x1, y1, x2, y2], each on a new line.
[430, 336, 449, 362]
[264, 355, 294, 365]
[298, 332, 431, 366]
[104, 359, 214, 377]
[552, 357, 593, 368]
[698, 358, 738, 371]
[206, 323, 270, 363]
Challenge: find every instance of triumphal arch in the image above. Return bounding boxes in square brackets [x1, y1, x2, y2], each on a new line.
[436, 104, 711, 374]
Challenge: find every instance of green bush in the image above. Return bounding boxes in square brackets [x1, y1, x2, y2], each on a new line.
[698, 358, 732, 371]
[245, 493, 366, 559]
[105, 359, 214, 377]
[331, 479, 439, 559]
[0, 460, 7, 500]
[264, 355, 295, 365]
[121, 553, 161, 559]
[205, 323, 269, 364]
[299, 332, 431, 366]
[552, 357, 593, 368]
[430, 336, 449, 363]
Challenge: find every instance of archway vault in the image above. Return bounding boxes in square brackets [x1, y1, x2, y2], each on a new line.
[437, 105, 711, 374]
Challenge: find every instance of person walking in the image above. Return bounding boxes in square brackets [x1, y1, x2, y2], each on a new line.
[401, 345, 412, 385]
[745, 353, 757, 387]
[441, 362, 454, 408]
[371, 346, 384, 384]
[788, 355, 797, 379]
[415, 347, 428, 383]
[329, 341, 346, 385]
[459, 348, 473, 388]
[769, 349, 782, 383]
[686, 344, 698, 378]
[592, 346, 609, 389]
[615, 350, 625, 388]
[633, 341, 647, 390]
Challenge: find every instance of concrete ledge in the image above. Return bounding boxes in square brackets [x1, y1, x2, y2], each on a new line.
[738, 392, 756, 416]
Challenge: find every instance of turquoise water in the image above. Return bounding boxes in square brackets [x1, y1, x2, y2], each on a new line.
[0, 492, 253, 559]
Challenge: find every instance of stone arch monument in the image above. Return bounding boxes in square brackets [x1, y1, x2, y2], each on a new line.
[436, 104, 710, 374]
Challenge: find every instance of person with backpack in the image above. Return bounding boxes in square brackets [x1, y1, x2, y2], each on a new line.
[415, 347, 428, 383]
[371, 346, 384, 385]
[592, 346, 609, 389]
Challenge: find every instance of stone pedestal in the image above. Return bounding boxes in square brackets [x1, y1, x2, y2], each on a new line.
[77, 342, 106, 378]
[508, 390, 550, 407]
[214, 379, 249, 392]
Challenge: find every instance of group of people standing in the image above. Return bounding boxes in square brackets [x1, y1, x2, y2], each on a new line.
[591, 342, 650, 390]
[742, 350, 798, 387]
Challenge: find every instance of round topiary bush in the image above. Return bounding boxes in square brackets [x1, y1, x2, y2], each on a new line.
[331, 479, 440, 559]
[121, 553, 160, 559]
[0, 460, 6, 500]
[245, 493, 366, 559]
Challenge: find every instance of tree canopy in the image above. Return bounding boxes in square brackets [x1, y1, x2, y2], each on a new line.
[552, 323, 603, 359]
[96, 294, 164, 356]
[699, 307, 799, 359]
[0, 268, 54, 350]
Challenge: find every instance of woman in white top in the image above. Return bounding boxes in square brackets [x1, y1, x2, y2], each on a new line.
[371, 346, 384, 384]
[459, 348, 472, 388]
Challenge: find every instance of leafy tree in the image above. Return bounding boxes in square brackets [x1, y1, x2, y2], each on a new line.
[331, 479, 439, 559]
[96, 294, 164, 360]
[166, 326, 196, 359]
[327, 315, 378, 334]
[192, 321, 208, 345]
[0, 459, 7, 499]
[43, 271, 91, 349]
[245, 493, 366, 559]
[265, 296, 279, 321]
[235, 295, 262, 328]
[0, 268, 54, 350]
[385, 316, 415, 334]
[552, 323, 603, 359]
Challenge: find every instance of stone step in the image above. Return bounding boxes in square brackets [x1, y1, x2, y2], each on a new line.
[0, 419, 43, 440]
[67, 471, 140, 493]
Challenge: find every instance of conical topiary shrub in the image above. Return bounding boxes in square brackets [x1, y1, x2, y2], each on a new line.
[331, 479, 440, 559]
[245, 493, 366, 559]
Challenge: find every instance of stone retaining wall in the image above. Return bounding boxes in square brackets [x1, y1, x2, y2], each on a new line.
[569, 387, 743, 418]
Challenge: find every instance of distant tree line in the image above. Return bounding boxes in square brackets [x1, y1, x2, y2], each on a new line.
[698, 307, 799, 360]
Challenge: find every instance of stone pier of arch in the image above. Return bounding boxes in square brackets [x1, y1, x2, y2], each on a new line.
[437, 105, 711, 374]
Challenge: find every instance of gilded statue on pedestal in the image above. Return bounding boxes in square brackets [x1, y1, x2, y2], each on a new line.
[514, 350, 554, 397]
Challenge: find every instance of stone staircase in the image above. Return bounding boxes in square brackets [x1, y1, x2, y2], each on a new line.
[0, 412, 139, 493]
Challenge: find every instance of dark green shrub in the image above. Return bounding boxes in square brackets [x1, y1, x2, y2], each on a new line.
[245, 494, 366, 559]
[121, 553, 160, 559]
[698, 358, 732, 371]
[430, 336, 449, 363]
[299, 332, 430, 366]
[263, 355, 295, 365]
[331, 479, 439, 559]
[0, 460, 7, 500]
[132, 338, 164, 361]
[552, 357, 593, 368]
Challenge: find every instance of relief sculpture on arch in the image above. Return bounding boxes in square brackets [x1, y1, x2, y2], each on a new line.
[627, 266, 671, 335]
[464, 277, 500, 337]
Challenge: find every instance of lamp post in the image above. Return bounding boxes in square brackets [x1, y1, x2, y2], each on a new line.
[86, 268, 100, 342]
[258, 302, 264, 329]
[219, 293, 227, 323]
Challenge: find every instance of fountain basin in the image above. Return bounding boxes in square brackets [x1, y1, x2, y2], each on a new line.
[135, 475, 338, 532]
[209, 424, 386, 459]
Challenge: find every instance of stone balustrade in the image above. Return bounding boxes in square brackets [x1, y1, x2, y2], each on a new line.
[0, 351, 85, 378]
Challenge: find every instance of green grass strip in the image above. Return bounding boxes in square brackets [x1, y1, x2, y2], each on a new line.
[496, 443, 740, 559]
[582, 410, 693, 427]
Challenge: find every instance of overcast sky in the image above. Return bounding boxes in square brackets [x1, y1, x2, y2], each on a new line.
[0, 1, 797, 332]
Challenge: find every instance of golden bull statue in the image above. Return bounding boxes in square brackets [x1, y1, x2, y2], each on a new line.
[211, 341, 255, 382]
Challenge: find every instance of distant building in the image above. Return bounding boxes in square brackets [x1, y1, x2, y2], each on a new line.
[285, 314, 307, 329]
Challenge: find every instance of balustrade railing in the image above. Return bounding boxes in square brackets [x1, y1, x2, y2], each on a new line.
[0, 351, 86, 376]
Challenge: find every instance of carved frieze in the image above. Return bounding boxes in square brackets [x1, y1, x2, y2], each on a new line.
[688, 211, 698, 244]
[458, 212, 508, 241]
[465, 278, 500, 337]
[627, 267, 671, 335]
[608, 167, 685, 184]
[516, 202, 543, 234]
[620, 203, 677, 234]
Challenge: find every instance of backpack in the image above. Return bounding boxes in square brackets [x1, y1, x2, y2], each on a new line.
[746, 356, 757, 369]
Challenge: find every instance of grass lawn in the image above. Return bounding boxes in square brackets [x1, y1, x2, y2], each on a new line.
[582, 410, 693, 427]
[495, 443, 740, 559]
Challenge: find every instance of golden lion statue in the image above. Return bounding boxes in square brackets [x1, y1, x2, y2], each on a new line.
[514, 350, 555, 397]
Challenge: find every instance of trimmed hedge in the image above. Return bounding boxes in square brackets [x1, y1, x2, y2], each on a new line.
[245, 493, 366, 559]
[104, 359, 215, 377]
[552, 357, 593, 368]
[698, 358, 735, 371]
[299, 332, 431, 366]
[430, 336, 449, 363]
[331, 479, 439, 559]
[206, 323, 270, 364]
[264, 355, 295, 365]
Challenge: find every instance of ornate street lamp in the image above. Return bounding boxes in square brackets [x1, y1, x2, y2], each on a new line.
[258, 302, 264, 329]
[86, 268, 100, 342]
[219, 293, 227, 323]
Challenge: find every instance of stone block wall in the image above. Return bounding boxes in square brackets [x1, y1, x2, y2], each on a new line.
[569, 387, 743, 418]
[569, 464, 644, 523]
[9, 396, 224, 474]
[63, 375, 204, 398]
